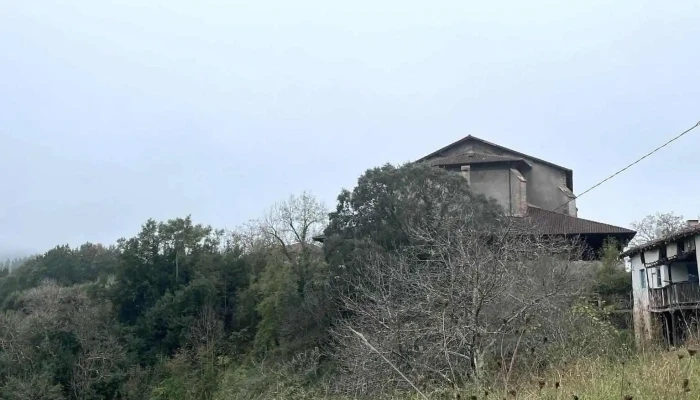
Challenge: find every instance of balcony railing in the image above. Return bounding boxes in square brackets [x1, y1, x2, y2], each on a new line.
[649, 282, 700, 310]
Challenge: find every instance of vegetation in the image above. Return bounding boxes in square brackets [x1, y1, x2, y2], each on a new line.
[210, 349, 700, 399]
[0, 255, 34, 277]
[0, 163, 682, 399]
[630, 211, 690, 247]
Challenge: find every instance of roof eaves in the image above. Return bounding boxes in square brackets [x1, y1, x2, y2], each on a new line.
[526, 205, 636, 235]
[620, 226, 700, 258]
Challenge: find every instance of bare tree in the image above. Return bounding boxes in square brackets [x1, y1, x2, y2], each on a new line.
[259, 191, 328, 295]
[228, 192, 326, 256]
[331, 210, 583, 396]
[261, 191, 327, 254]
[630, 211, 688, 247]
[241, 192, 331, 353]
[188, 304, 225, 370]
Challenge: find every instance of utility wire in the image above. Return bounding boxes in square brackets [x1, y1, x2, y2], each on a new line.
[554, 120, 700, 212]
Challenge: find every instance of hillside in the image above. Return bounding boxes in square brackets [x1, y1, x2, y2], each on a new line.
[0, 166, 648, 400]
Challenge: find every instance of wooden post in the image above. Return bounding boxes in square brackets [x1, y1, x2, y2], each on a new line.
[670, 311, 677, 346]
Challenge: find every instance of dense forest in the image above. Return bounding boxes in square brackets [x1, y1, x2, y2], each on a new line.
[0, 163, 633, 400]
[0, 256, 33, 274]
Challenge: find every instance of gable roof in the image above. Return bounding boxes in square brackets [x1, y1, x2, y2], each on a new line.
[524, 205, 636, 236]
[619, 225, 700, 258]
[417, 135, 573, 190]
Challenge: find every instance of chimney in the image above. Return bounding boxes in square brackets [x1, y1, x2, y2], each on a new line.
[687, 220, 699, 228]
[509, 168, 528, 217]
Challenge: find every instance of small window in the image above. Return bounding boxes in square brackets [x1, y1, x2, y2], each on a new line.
[678, 240, 686, 254]
[640, 269, 647, 289]
[656, 267, 663, 287]
[660, 246, 667, 259]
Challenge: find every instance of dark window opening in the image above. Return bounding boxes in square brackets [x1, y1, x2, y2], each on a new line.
[688, 263, 699, 284]
[656, 268, 662, 287]
[640, 269, 647, 289]
[678, 240, 685, 254]
[659, 246, 667, 259]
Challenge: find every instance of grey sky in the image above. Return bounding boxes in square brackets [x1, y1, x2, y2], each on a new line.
[1, 0, 699, 253]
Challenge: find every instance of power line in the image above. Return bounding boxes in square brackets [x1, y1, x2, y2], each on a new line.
[554, 120, 700, 212]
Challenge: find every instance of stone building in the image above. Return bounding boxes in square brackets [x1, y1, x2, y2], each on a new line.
[417, 135, 635, 256]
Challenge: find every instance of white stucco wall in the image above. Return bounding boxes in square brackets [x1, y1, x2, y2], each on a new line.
[644, 265, 664, 288]
[631, 255, 647, 293]
[668, 242, 678, 258]
[660, 265, 670, 287]
[644, 248, 660, 264]
[630, 254, 652, 343]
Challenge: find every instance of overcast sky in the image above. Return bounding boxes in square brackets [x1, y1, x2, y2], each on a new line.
[1, 0, 699, 254]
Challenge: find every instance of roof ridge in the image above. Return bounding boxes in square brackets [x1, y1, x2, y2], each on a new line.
[417, 135, 572, 171]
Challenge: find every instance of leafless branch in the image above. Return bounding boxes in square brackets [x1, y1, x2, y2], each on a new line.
[331, 207, 583, 395]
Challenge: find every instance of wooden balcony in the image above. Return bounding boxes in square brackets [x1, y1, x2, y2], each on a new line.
[649, 282, 700, 311]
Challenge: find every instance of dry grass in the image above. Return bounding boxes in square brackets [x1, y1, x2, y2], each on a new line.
[492, 349, 699, 400]
[215, 347, 700, 399]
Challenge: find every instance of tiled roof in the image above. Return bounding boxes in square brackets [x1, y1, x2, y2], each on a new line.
[620, 225, 700, 258]
[427, 152, 530, 167]
[523, 206, 636, 236]
[313, 207, 635, 243]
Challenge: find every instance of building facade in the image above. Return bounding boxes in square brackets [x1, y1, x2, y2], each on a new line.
[418, 135, 577, 217]
[622, 223, 700, 345]
[417, 135, 635, 256]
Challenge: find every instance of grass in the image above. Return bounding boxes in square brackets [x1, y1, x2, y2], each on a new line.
[492, 349, 699, 400]
[213, 347, 700, 399]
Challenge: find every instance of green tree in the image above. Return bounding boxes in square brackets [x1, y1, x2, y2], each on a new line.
[0, 244, 118, 309]
[109, 216, 251, 365]
[241, 192, 331, 355]
[322, 162, 500, 295]
[594, 238, 632, 298]
[590, 238, 633, 333]
[110, 216, 220, 325]
[0, 281, 127, 400]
